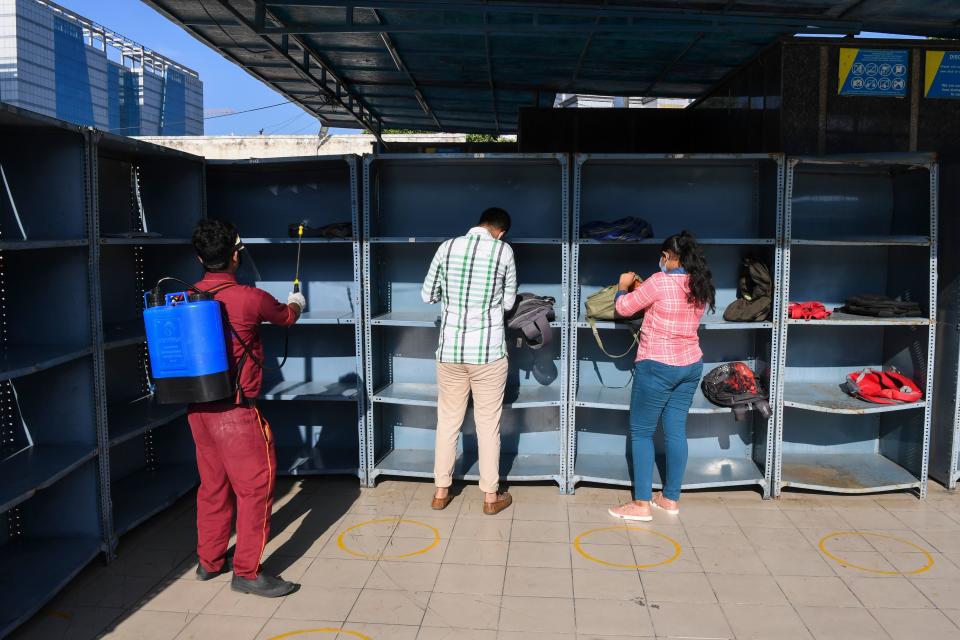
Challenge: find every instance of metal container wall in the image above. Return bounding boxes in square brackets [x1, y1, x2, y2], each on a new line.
[205, 156, 366, 482]
[570, 154, 784, 497]
[775, 153, 938, 498]
[0, 104, 104, 636]
[363, 154, 570, 491]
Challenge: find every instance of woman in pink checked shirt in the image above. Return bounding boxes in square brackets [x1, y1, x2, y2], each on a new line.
[608, 231, 715, 522]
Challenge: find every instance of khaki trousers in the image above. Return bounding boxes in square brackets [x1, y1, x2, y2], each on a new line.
[434, 356, 509, 494]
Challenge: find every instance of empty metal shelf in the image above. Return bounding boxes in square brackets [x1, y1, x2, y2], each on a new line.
[108, 399, 186, 446]
[0, 445, 98, 512]
[260, 379, 360, 401]
[373, 310, 561, 328]
[782, 382, 926, 414]
[779, 452, 921, 493]
[100, 237, 193, 245]
[368, 237, 561, 244]
[242, 237, 354, 244]
[0, 239, 88, 251]
[575, 384, 739, 414]
[0, 346, 92, 381]
[374, 448, 561, 482]
[103, 319, 146, 349]
[791, 235, 931, 246]
[298, 311, 356, 325]
[372, 382, 561, 407]
[276, 444, 360, 477]
[0, 537, 103, 638]
[112, 463, 199, 537]
[573, 453, 765, 489]
[576, 314, 771, 330]
[578, 237, 775, 246]
[786, 312, 930, 326]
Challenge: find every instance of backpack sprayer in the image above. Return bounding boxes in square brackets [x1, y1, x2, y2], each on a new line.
[142, 230, 304, 405]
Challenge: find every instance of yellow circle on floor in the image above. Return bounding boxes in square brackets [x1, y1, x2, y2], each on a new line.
[269, 629, 371, 640]
[337, 517, 441, 560]
[573, 525, 682, 569]
[818, 531, 934, 575]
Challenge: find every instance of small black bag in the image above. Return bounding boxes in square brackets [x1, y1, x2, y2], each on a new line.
[723, 256, 773, 322]
[701, 362, 772, 422]
[505, 293, 556, 350]
[838, 294, 922, 318]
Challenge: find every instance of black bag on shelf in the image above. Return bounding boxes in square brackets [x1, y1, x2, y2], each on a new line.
[701, 362, 772, 422]
[506, 293, 556, 350]
[579, 216, 654, 242]
[288, 221, 353, 239]
[723, 256, 773, 322]
[838, 294, 922, 318]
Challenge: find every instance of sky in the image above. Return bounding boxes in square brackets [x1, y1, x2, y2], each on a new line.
[56, 0, 358, 135]
[54, 2, 924, 137]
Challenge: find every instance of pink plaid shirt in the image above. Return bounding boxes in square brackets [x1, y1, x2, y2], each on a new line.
[615, 272, 705, 366]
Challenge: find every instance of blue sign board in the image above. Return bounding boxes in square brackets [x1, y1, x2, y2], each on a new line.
[925, 51, 960, 99]
[839, 49, 909, 97]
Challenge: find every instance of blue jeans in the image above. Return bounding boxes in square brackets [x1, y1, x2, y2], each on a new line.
[629, 359, 703, 502]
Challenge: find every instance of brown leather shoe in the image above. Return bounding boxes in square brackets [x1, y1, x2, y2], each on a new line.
[431, 494, 454, 510]
[482, 491, 512, 516]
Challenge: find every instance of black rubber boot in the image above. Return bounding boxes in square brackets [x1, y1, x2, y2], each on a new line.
[196, 556, 233, 581]
[231, 573, 299, 598]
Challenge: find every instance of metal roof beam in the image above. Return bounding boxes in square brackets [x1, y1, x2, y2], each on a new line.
[263, 1, 857, 31]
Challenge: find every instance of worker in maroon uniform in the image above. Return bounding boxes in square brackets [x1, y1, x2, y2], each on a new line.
[188, 219, 305, 598]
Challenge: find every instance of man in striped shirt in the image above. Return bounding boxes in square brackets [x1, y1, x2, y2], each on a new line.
[421, 207, 517, 515]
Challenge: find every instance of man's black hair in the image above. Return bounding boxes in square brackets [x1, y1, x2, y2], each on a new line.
[192, 219, 238, 272]
[478, 207, 511, 234]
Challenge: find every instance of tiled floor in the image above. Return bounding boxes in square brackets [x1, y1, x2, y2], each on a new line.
[13, 477, 960, 640]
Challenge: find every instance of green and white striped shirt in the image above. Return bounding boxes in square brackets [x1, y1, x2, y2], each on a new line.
[421, 227, 517, 364]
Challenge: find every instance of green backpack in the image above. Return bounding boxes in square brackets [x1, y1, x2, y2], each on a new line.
[584, 279, 643, 359]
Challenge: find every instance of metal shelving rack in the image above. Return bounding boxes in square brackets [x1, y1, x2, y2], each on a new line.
[775, 153, 938, 498]
[930, 158, 958, 491]
[363, 154, 569, 491]
[91, 131, 205, 547]
[569, 154, 784, 497]
[205, 156, 366, 482]
[0, 104, 105, 637]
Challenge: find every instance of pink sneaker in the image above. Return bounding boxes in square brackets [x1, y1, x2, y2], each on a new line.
[608, 502, 652, 522]
[651, 494, 680, 515]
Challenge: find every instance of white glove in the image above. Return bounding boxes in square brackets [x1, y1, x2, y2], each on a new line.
[288, 291, 306, 312]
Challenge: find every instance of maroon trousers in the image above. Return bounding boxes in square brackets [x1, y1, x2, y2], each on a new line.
[187, 402, 275, 579]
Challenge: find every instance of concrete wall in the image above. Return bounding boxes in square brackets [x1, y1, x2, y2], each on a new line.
[133, 133, 477, 159]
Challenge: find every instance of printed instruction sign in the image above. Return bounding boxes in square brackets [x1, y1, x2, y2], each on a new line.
[839, 48, 908, 97]
[925, 51, 960, 98]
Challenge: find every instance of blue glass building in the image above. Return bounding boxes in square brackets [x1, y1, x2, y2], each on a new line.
[0, 0, 203, 135]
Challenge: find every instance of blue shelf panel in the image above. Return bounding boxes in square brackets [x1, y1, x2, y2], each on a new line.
[573, 453, 765, 489]
[0, 239, 88, 251]
[0, 537, 103, 638]
[786, 312, 930, 327]
[779, 452, 921, 493]
[372, 382, 561, 408]
[0, 346, 92, 381]
[374, 448, 560, 482]
[276, 445, 360, 477]
[108, 399, 187, 446]
[790, 235, 930, 247]
[578, 237, 775, 246]
[575, 383, 741, 414]
[782, 382, 926, 415]
[242, 237, 354, 244]
[112, 463, 199, 538]
[373, 310, 562, 328]
[103, 319, 146, 350]
[577, 314, 772, 331]
[100, 237, 193, 245]
[298, 311, 357, 325]
[369, 237, 561, 244]
[260, 379, 360, 402]
[0, 445, 98, 513]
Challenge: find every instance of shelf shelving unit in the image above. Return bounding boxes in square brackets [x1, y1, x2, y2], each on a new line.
[775, 153, 938, 498]
[0, 104, 104, 637]
[364, 154, 569, 491]
[90, 131, 206, 551]
[206, 156, 365, 482]
[570, 154, 784, 496]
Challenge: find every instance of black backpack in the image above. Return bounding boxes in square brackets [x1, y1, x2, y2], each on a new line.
[506, 293, 556, 350]
[723, 256, 773, 322]
[701, 362, 772, 421]
[839, 294, 922, 318]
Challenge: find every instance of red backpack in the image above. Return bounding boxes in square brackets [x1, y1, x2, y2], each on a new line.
[842, 368, 922, 405]
[789, 301, 832, 320]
